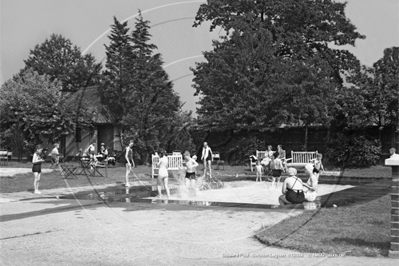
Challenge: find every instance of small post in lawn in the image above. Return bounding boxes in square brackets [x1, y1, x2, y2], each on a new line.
[386, 148, 399, 258]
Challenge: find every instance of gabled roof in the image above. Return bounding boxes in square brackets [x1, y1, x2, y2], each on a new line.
[70, 86, 114, 124]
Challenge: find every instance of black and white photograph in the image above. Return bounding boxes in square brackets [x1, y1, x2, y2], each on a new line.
[0, 0, 398, 265]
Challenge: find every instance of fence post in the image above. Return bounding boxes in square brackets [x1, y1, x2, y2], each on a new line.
[386, 152, 399, 258]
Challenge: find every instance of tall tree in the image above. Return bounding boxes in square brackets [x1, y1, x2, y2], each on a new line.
[102, 17, 133, 121]
[367, 47, 399, 132]
[192, 0, 364, 148]
[102, 13, 190, 163]
[124, 11, 181, 162]
[342, 46, 399, 143]
[21, 34, 102, 92]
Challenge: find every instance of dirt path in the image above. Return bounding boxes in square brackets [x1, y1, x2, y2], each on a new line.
[1, 196, 397, 266]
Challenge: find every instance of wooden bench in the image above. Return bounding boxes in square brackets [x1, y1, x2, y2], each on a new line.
[286, 151, 318, 168]
[152, 154, 183, 178]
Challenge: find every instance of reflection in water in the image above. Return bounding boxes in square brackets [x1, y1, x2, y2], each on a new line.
[60, 180, 355, 210]
[165, 181, 353, 206]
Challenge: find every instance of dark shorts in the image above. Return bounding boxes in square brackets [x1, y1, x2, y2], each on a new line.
[185, 172, 196, 180]
[272, 169, 282, 177]
[285, 189, 305, 204]
[32, 164, 41, 173]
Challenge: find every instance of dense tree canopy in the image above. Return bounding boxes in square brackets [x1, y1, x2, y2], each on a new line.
[336, 46, 399, 131]
[0, 69, 92, 158]
[367, 47, 399, 129]
[192, 0, 364, 136]
[21, 34, 102, 92]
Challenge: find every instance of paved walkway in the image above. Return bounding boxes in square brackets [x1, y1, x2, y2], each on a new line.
[0, 179, 397, 265]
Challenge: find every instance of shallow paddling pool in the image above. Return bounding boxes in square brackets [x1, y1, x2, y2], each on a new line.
[148, 181, 354, 206]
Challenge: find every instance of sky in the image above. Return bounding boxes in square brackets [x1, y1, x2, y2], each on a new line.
[1, 0, 398, 115]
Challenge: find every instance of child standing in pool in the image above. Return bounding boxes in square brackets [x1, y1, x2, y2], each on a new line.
[32, 145, 46, 194]
[269, 152, 284, 188]
[183, 151, 199, 196]
[157, 150, 170, 198]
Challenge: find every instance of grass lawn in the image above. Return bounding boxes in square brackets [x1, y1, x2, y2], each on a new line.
[255, 195, 391, 257]
[0, 163, 151, 193]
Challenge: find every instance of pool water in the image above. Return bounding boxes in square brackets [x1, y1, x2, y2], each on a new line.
[149, 181, 354, 206]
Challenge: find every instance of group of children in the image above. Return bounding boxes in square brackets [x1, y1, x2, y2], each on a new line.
[252, 145, 287, 187]
[254, 145, 325, 191]
[154, 150, 199, 199]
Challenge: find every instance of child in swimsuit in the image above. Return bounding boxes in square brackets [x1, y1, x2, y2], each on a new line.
[269, 152, 284, 188]
[184, 151, 199, 195]
[32, 145, 45, 194]
[157, 151, 170, 198]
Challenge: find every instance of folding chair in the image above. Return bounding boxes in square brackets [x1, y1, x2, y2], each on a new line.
[0, 150, 8, 165]
[76, 156, 105, 177]
[59, 164, 78, 179]
[212, 151, 225, 170]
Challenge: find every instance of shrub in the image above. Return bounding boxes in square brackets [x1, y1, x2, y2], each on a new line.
[327, 133, 381, 167]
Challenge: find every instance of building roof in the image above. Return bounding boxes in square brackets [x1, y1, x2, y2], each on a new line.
[70, 86, 114, 125]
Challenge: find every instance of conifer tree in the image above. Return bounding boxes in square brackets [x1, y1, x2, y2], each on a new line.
[102, 17, 133, 121]
[102, 13, 189, 163]
[124, 11, 180, 162]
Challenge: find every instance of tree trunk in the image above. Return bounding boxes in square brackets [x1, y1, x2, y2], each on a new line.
[304, 124, 308, 151]
[394, 125, 399, 151]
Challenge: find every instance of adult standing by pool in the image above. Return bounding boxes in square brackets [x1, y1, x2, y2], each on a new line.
[32, 145, 45, 194]
[277, 144, 287, 171]
[124, 140, 135, 187]
[157, 150, 170, 198]
[201, 142, 213, 179]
